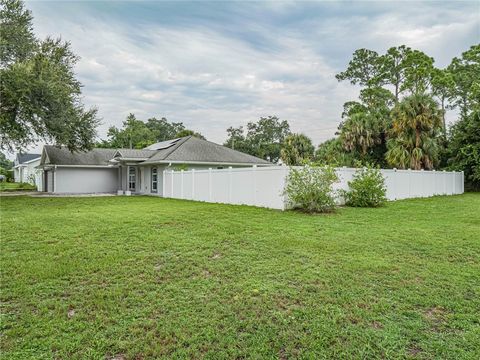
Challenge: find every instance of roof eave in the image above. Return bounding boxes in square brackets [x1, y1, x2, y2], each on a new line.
[140, 160, 272, 166]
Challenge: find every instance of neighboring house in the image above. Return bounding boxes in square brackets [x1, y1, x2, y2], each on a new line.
[13, 153, 42, 188]
[38, 136, 271, 194]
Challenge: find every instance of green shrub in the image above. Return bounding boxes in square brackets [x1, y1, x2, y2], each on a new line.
[284, 164, 338, 213]
[343, 167, 387, 207]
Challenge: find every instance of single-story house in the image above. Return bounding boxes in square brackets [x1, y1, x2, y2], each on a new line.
[13, 153, 42, 188]
[38, 136, 271, 194]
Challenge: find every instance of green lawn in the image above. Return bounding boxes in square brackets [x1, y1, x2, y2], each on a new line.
[0, 182, 37, 192]
[1, 194, 479, 359]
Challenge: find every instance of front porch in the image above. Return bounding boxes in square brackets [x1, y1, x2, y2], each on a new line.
[117, 164, 167, 196]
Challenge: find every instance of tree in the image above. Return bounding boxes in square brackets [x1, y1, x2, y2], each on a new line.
[339, 111, 388, 163]
[337, 86, 392, 166]
[146, 117, 185, 141]
[0, 152, 13, 181]
[315, 138, 356, 167]
[431, 68, 455, 135]
[448, 44, 480, 120]
[280, 133, 315, 165]
[445, 110, 480, 190]
[0, 0, 98, 152]
[379, 46, 434, 100]
[379, 45, 411, 102]
[246, 116, 291, 162]
[401, 49, 434, 95]
[386, 94, 443, 170]
[0, 152, 12, 169]
[175, 129, 206, 140]
[224, 126, 251, 153]
[358, 86, 395, 111]
[224, 116, 291, 162]
[104, 114, 155, 149]
[340, 101, 368, 120]
[335, 48, 384, 87]
[0, 0, 35, 65]
[98, 115, 205, 148]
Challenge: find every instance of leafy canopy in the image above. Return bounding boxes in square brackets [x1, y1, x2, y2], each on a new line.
[446, 110, 480, 190]
[0, 0, 99, 152]
[332, 43, 478, 177]
[224, 116, 291, 162]
[98, 114, 204, 149]
[280, 133, 315, 166]
[386, 94, 443, 170]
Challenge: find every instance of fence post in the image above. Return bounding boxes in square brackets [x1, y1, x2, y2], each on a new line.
[163, 170, 166, 197]
[228, 166, 232, 202]
[180, 170, 184, 198]
[208, 168, 212, 201]
[191, 169, 195, 200]
[252, 165, 257, 205]
[392, 168, 397, 200]
[407, 169, 411, 198]
[432, 169, 436, 195]
[443, 170, 447, 195]
[451, 171, 454, 195]
[171, 170, 174, 197]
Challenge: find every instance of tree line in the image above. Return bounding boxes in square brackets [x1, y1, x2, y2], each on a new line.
[96, 113, 205, 149]
[316, 45, 479, 189]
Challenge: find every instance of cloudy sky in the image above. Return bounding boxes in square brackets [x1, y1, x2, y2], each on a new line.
[25, 0, 479, 150]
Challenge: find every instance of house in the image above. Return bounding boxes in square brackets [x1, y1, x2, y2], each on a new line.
[13, 153, 42, 188]
[38, 136, 271, 194]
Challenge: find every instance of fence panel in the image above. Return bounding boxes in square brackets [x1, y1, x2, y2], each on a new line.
[162, 166, 464, 210]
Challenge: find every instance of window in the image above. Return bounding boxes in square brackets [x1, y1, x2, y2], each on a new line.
[151, 167, 157, 192]
[128, 166, 136, 191]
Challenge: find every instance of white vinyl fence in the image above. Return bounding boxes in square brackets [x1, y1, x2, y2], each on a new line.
[163, 166, 464, 210]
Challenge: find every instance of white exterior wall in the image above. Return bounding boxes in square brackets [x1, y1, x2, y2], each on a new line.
[53, 167, 118, 193]
[163, 166, 464, 210]
[13, 167, 21, 182]
[13, 159, 42, 190]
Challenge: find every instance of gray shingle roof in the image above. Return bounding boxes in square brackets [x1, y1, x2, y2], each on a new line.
[114, 149, 157, 159]
[141, 136, 271, 165]
[40, 137, 271, 166]
[16, 153, 41, 165]
[41, 146, 117, 166]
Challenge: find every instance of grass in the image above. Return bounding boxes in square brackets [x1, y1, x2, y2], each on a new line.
[0, 182, 37, 192]
[0, 194, 479, 359]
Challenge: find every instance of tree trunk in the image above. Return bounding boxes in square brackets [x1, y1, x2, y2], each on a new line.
[441, 98, 446, 137]
[415, 126, 421, 170]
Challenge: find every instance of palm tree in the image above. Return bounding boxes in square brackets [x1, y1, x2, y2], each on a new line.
[280, 134, 315, 165]
[386, 94, 443, 170]
[340, 111, 384, 156]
